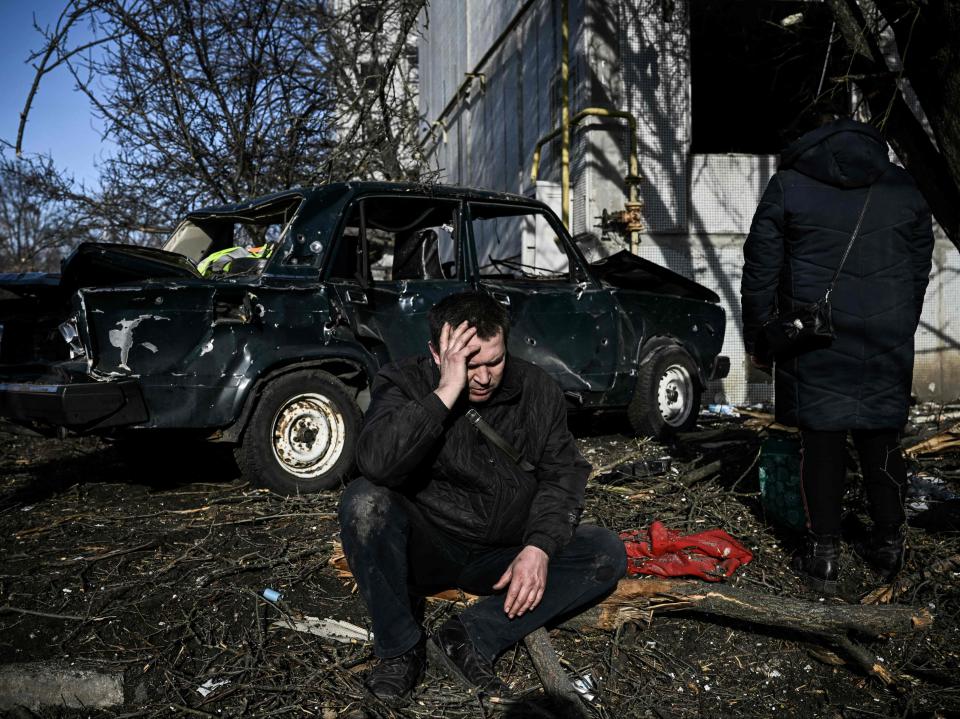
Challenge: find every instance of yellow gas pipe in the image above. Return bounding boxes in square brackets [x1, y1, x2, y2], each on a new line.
[530, 107, 644, 250]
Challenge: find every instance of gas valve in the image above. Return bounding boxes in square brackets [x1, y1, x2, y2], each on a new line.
[597, 200, 645, 239]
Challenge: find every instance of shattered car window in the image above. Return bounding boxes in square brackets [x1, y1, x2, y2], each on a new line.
[470, 204, 571, 280]
[162, 196, 302, 278]
[330, 197, 458, 282]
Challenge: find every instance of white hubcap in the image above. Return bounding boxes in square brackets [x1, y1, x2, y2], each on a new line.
[272, 392, 345, 478]
[657, 364, 693, 427]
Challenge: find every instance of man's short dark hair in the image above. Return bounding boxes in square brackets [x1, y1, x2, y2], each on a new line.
[428, 291, 510, 347]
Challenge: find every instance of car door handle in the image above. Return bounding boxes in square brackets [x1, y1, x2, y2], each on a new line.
[491, 292, 510, 307]
[345, 289, 368, 305]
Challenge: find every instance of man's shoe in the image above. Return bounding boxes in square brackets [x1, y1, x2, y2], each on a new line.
[366, 638, 425, 701]
[791, 533, 840, 596]
[854, 523, 906, 581]
[429, 616, 513, 701]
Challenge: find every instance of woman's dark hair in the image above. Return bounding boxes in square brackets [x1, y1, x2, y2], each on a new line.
[781, 92, 849, 145]
[428, 291, 510, 347]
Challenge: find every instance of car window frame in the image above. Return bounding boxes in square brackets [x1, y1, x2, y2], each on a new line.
[463, 201, 594, 286]
[325, 194, 466, 286]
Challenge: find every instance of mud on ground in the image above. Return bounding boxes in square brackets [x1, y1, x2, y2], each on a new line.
[0, 410, 958, 718]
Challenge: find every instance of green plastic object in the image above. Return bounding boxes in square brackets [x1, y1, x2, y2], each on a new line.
[758, 434, 806, 531]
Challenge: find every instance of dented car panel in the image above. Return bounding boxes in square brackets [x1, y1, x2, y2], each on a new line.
[484, 278, 621, 396]
[0, 182, 729, 493]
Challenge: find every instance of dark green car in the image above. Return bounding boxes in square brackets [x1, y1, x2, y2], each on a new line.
[0, 183, 728, 493]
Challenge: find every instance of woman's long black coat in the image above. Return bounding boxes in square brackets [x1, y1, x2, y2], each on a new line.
[741, 119, 934, 431]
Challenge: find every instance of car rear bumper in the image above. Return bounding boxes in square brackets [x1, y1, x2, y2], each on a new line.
[0, 378, 148, 430]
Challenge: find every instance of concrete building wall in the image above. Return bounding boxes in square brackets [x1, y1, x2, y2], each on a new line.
[417, 0, 960, 406]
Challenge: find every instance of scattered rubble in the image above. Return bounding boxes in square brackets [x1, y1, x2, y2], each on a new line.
[1, 405, 958, 717]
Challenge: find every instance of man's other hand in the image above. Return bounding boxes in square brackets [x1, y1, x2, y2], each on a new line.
[431, 321, 480, 409]
[493, 545, 549, 619]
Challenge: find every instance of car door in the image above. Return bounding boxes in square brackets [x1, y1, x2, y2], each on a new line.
[466, 201, 620, 398]
[324, 194, 471, 362]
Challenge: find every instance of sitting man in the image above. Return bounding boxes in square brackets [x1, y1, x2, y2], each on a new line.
[339, 291, 626, 701]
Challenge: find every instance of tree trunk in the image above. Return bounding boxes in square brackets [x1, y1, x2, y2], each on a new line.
[824, 0, 960, 248]
[871, 0, 960, 195]
[580, 578, 932, 637]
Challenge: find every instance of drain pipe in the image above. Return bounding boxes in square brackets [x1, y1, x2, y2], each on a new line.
[560, 0, 571, 228]
[426, 0, 538, 134]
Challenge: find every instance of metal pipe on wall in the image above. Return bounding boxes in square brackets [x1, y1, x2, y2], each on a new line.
[423, 0, 644, 243]
[560, 0, 571, 228]
[427, 0, 538, 133]
[531, 107, 642, 203]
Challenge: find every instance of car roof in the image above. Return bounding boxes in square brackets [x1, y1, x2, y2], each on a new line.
[186, 182, 544, 217]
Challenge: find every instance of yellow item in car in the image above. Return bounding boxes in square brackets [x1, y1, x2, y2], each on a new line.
[198, 245, 266, 276]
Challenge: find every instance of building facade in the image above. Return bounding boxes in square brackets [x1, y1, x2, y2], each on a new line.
[417, 0, 959, 405]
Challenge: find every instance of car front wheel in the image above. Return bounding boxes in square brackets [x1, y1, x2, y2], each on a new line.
[236, 369, 361, 494]
[628, 347, 701, 439]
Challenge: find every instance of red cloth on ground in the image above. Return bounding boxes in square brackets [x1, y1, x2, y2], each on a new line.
[620, 520, 753, 581]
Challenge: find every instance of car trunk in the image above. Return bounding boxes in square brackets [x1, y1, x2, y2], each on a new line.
[0, 243, 204, 373]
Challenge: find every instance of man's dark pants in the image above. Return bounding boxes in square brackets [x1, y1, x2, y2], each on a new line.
[339, 477, 627, 662]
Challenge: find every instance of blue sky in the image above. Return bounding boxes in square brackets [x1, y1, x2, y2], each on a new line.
[0, 1, 108, 186]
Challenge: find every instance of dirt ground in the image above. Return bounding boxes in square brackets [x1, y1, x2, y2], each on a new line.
[1, 408, 958, 718]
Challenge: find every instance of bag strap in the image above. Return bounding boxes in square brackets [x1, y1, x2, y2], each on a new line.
[466, 408, 536, 472]
[825, 185, 873, 301]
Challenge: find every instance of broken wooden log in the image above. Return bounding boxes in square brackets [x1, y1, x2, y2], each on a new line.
[523, 628, 588, 718]
[578, 578, 932, 637]
[0, 662, 124, 710]
[567, 578, 932, 686]
[736, 408, 798, 433]
[905, 423, 960, 456]
[587, 446, 651, 480]
[680, 459, 723, 486]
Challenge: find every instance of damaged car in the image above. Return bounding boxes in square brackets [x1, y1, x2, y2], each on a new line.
[0, 183, 728, 494]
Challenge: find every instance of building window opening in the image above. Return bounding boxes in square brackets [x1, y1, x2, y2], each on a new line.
[690, 1, 849, 154]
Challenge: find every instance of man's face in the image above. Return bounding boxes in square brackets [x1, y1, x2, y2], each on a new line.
[464, 330, 507, 403]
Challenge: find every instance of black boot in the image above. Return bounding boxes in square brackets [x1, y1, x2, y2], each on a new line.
[429, 616, 514, 702]
[854, 523, 906, 581]
[366, 636, 426, 701]
[791, 533, 840, 596]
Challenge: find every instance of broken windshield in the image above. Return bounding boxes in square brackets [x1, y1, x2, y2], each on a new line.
[163, 195, 303, 278]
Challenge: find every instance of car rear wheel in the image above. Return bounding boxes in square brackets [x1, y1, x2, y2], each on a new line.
[628, 347, 701, 439]
[236, 369, 361, 494]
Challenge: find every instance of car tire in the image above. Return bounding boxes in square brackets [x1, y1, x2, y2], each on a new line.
[236, 370, 361, 494]
[628, 347, 701, 439]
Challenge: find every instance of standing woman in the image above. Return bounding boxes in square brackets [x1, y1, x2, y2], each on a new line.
[741, 117, 934, 595]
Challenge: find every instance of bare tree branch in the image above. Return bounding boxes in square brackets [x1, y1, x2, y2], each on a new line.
[13, 0, 430, 247]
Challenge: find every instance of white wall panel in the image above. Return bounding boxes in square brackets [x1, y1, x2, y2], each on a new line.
[620, 0, 690, 234]
[690, 154, 778, 235]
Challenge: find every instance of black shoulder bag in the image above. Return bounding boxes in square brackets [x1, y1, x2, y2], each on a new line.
[761, 185, 873, 358]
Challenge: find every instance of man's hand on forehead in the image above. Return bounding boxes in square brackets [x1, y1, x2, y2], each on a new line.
[442, 320, 478, 351]
[432, 320, 482, 409]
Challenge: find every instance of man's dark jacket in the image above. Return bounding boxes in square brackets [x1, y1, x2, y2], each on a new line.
[355, 355, 589, 557]
[741, 119, 934, 430]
